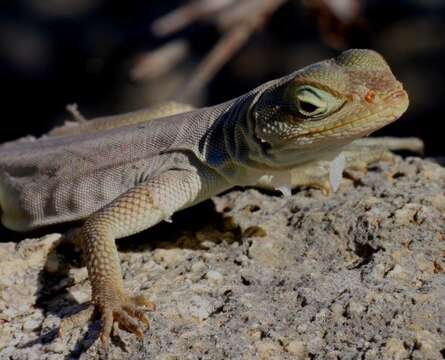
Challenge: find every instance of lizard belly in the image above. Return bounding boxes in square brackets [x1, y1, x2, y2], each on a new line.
[0, 132, 176, 232]
[0, 156, 165, 231]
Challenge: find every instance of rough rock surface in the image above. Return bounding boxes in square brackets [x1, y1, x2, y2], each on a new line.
[0, 156, 444, 360]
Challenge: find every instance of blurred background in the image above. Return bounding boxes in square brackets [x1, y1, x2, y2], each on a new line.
[1, 0, 444, 156]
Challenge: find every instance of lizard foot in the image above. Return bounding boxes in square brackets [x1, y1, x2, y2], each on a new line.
[98, 293, 155, 346]
[59, 292, 155, 347]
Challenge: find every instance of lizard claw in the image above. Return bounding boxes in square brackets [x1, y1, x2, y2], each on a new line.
[98, 293, 155, 345]
[59, 292, 155, 347]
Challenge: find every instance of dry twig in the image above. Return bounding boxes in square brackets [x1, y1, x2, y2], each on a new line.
[137, 0, 287, 101]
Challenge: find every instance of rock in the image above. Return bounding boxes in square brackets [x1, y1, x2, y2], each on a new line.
[0, 156, 444, 359]
[44, 251, 61, 273]
[205, 270, 223, 284]
[255, 340, 282, 360]
[177, 295, 213, 321]
[0, 328, 13, 351]
[412, 330, 443, 359]
[386, 264, 413, 283]
[347, 300, 366, 317]
[285, 340, 307, 358]
[22, 317, 42, 331]
[153, 247, 187, 268]
[383, 338, 409, 360]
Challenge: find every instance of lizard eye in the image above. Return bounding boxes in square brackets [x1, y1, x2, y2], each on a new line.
[298, 99, 320, 114]
[295, 86, 328, 117]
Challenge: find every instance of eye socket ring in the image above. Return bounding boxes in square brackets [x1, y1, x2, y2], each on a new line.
[294, 86, 328, 117]
[282, 83, 346, 120]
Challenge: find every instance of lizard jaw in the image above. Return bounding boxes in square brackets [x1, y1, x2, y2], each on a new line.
[289, 88, 409, 146]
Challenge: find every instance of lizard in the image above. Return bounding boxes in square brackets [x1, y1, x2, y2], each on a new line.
[0, 49, 409, 348]
[50, 104, 422, 195]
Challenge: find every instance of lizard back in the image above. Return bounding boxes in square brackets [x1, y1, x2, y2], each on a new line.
[0, 103, 232, 231]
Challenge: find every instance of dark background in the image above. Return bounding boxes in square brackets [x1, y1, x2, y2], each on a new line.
[1, 0, 444, 156]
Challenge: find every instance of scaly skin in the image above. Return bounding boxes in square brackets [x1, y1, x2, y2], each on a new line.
[48, 101, 194, 137]
[0, 49, 409, 349]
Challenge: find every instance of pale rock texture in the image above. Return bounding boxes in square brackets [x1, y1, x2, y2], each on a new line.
[0, 156, 444, 359]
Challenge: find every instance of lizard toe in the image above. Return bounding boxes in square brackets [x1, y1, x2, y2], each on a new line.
[134, 308, 151, 328]
[100, 308, 114, 346]
[59, 304, 95, 337]
[131, 294, 156, 310]
[115, 309, 144, 338]
[122, 294, 154, 329]
[123, 304, 151, 328]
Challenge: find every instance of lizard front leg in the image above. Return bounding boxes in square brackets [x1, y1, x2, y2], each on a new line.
[60, 169, 202, 346]
[285, 137, 424, 194]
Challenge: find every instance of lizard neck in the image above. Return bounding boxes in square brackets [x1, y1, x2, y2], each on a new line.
[204, 91, 300, 186]
[229, 85, 348, 171]
[200, 75, 348, 185]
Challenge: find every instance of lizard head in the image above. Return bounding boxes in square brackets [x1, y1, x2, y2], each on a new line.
[249, 49, 409, 167]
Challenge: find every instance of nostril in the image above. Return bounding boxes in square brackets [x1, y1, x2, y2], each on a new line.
[364, 90, 376, 103]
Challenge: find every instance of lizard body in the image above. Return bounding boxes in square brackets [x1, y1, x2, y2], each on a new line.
[0, 49, 409, 347]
